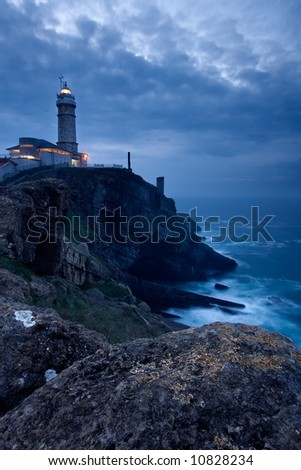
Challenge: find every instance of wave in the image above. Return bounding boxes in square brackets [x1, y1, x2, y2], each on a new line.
[171, 273, 301, 347]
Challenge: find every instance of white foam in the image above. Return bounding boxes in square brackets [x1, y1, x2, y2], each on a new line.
[168, 271, 301, 343]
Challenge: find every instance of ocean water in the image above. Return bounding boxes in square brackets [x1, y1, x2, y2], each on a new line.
[169, 195, 301, 347]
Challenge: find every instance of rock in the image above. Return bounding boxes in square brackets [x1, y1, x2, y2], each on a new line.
[30, 277, 57, 304]
[267, 296, 285, 304]
[119, 284, 136, 305]
[0, 296, 108, 415]
[63, 167, 236, 282]
[137, 301, 152, 314]
[1, 323, 301, 450]
[85, 287, 105, 304]
[215, 283, 230, 290]
[126, 276, 244, 313]
[0, 269, 31, 303]
[0, 179, 112, 286]
[0, 180, 68, 266]
[0, 238, 9, 255]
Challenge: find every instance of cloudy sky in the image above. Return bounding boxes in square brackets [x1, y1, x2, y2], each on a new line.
[0, 0, 300, 199]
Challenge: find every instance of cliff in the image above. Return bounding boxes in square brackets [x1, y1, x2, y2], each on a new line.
[0, 169, 242, 345]
[0, 168, 236, 285]
[0, 169, 242, 318]
[0, 178, 107, 285]
[57, 168, 236, 280]
[1, 322, 300, 450]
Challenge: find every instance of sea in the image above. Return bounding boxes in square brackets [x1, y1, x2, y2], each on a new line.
[169, 195, 301, 348]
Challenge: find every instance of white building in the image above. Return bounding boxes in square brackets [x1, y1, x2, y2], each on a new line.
[0, 158, 18, 182]
[5, 80, 88, 175]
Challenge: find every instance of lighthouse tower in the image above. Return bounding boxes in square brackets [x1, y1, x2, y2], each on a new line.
[56, 77, 78, 154]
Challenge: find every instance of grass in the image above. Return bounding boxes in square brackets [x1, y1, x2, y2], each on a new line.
[82, 280, 130, 299]
[0, 255, 33, 282]
[0, 256, 157, 344]
[51, 280, 154, 343]
[96, 280, 129, 299]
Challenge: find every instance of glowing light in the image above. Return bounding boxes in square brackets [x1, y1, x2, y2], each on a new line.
[39, 148, 70, 155]
[60, 87, 71, 95]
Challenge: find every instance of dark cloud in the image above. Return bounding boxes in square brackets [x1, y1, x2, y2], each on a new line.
[0, 0, 300, 197]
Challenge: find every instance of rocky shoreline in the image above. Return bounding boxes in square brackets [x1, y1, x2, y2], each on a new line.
[126, 275, 245, 313]
[1, 169, 300, 449]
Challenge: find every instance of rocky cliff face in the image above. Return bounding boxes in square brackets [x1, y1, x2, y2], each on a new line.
[0, 179, 104, 285]
[0, 169, 236, 287]
[58, 168, 236, 281]
[1, 322, 300, 450]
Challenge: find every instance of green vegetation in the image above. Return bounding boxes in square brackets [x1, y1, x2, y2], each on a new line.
[0, 257, 160, 343]
[59, 301, 153, 344]
[96, 280, 129, 299]
[0, 256, 33, 282]
[50, 280, 154, 343]
[82, 280, 130, 299]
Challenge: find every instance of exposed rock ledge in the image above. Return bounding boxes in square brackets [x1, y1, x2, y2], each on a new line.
[1, 323, 301, 450]
[0, 295, 108, 416]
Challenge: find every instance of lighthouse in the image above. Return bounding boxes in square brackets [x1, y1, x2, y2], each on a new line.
[6, 78, 88, 174]
[56, 77, 78, 154]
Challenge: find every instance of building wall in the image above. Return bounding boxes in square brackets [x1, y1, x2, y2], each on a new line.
[0, 163, 18, 182]
[79, 154, 88, 167]
[11, 158, 40, 171]
[40, 151, 71, 167]
[57, 103, 78, 153]
[19, 138, 38, 158]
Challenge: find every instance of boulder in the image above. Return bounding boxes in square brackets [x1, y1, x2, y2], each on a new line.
[0, 296, 108, 415]
[29, 277, 57, 304]
[0, 269, 31, 303]
[1, 323, 300, 450]
[215, 283, 230, 291]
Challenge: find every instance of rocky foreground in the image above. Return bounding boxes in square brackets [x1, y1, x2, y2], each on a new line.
[0, 169, 301, 450]
[0, 318, 301, 450]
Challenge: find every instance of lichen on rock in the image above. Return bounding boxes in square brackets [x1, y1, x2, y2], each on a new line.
[14, 310, 36, 328]
[1, 322, 300, 450]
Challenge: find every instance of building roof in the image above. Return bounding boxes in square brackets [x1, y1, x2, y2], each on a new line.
[37, 139, 59, 149]
[6, 145, 19, 151]
[7, 138, 59, 151]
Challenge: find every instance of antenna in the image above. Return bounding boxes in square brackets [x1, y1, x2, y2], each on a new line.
[58, 73, 64, 89]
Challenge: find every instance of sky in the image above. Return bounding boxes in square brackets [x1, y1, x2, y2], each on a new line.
[0, 0, 300, 199]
